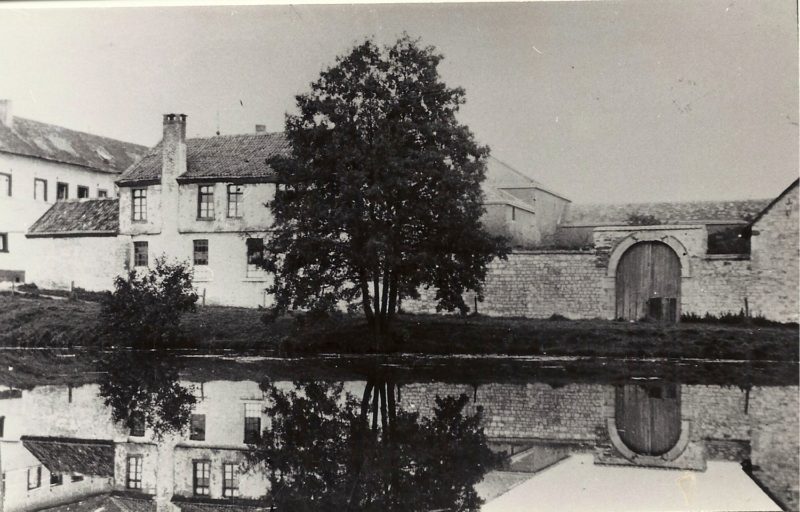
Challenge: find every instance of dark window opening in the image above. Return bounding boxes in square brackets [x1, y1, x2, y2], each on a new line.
[707, 224, 751, 255]
[246, 238, 266, 266]
[0, 234, 7, 253]
[193, 460, 210, 496]
[511, 206, 516, 221]
[126, 455, 142, 489]
[190, 414, 206, 441]
[77, 186, 89, 199]
[0, 415, 4, 436]
[71, 474, 84, 483]
[56, 182, 69, 200]
[244, 403, 261, 444]
[50, 473, 63, 486]
[98, 189, 108, 198]
[193, 240, 209, 266]
[198, 185, 214, 220]
[27, 466, 42, 490]
[34, 178, 47, 201]
[129, 411, 145, 437]
[223, 463, 239, 498]
[133, 242, 148, 267]
[227, 184, 244, 218]
[132, 188, 147, 221]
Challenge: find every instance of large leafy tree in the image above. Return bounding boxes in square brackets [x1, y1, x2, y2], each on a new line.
[265, 35, 508, 341]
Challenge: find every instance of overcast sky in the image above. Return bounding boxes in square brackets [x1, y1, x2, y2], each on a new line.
[0, 1, 796, 203]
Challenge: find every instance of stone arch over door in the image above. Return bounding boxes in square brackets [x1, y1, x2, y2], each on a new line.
[615, 241, 682, 321]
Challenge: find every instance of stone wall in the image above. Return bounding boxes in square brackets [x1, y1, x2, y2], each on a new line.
[403, 251, 605, 319]
[749, 183, 799, 323]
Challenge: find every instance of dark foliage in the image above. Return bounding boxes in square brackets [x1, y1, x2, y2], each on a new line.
[263, 35, 508, 343]
[102, 258, 198, 348]
[681, 310, 797, 328]
[247, 377, 501, 511]
[97, 352, 196, 439]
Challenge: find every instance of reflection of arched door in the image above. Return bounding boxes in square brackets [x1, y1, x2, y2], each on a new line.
[615, 241, 681, 321]
[615, 384, 681, 456]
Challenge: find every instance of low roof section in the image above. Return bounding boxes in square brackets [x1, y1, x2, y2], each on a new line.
[38, 492, 156, 512]
[0, 117, 147, 173]
[484, 156, 570, 202]
[21, 435, 115, 477]
[116, 132, 291, 186]
[561, 199, 771, 227]
[27, 198, 119, 238]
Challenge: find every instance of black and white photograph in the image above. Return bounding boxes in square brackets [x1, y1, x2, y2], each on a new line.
[0, 1, 797, 510]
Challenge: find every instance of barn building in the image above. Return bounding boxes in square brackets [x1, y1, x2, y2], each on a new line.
[0, 100, 147, 284]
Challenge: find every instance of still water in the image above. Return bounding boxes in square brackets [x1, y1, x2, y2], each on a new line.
[0, 351, 797, 512]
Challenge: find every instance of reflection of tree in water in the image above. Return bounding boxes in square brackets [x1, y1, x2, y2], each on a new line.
[248, 374, 501, 512]
[97, 352, 196, 439]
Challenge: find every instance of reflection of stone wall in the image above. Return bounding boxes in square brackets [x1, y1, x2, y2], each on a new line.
[749, 386, 800, 510]
[400, 382, 607, 441]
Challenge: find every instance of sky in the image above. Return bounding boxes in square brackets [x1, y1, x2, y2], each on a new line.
[0, 1, 796, 203]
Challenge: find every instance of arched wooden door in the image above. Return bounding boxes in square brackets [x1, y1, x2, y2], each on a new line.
[615, 384, 681, 456]
[615, 241, 681, 322]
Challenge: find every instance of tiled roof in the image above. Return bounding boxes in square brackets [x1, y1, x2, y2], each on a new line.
[482, 184, 536, 213]
[27, 198, 119, 237]
[484, 156, 570, 201]
[117, 132, 290, 185]
[171, 495, 271, 511]
[750, 178, 799, 225]
[39, 492, 156, 512]
[561, 199, 771, 226]
[0, 117, 147, 173]
[21, 436, 115, 477]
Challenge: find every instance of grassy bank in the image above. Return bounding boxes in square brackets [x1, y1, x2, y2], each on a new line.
[0, 294, 797, 361]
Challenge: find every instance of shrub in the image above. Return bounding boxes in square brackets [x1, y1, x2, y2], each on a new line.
[102, 258, 198, 348]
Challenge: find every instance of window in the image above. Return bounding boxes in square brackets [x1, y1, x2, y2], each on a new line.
[227, 185, 243, 218]
[133, 242, 148, 268]
[97, 189, 108, 198]
[198, 186, 214, 219]
[0, 234, 7, 253]
[193, 240, 209, 266]
[223, 463, 239, 498]
[244, 403, 261, 444]
[71, 474, 84, 483]
[56, 182, 69, 200]
[27, 466, 42, 490]
[0, 415, 4, 436]
[77, 186, 89, 199]
[246, 238, 265, 266]
[193, 460, 211, 496]
[126, 455, 143, 489]
[129, 411, 145, 436]
[0, 172, 10, 197]
[50, 473, 63, 486]
[190, 414, 206, 441]
[132, 188, 147, 221]
[34, 178, 47, 201]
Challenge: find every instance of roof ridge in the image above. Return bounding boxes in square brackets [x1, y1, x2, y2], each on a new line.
[14, 116, 149, 149]
[186, 131, 285, 142]
[571, 198, 771, 206]
[488, 155, 542, 186]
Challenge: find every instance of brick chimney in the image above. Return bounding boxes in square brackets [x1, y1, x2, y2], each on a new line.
[255, 124, 266, 133]
[0, 100, 13, 127]
[161, 113, 187, 233]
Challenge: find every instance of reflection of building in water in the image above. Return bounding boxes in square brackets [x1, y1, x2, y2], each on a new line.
[401, 381, 798, 510]
[0, 381, 274, 511]
[0, 379, 796, 511]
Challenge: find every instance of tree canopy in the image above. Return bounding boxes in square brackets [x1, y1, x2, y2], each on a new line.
[264, 35, 508, 341]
